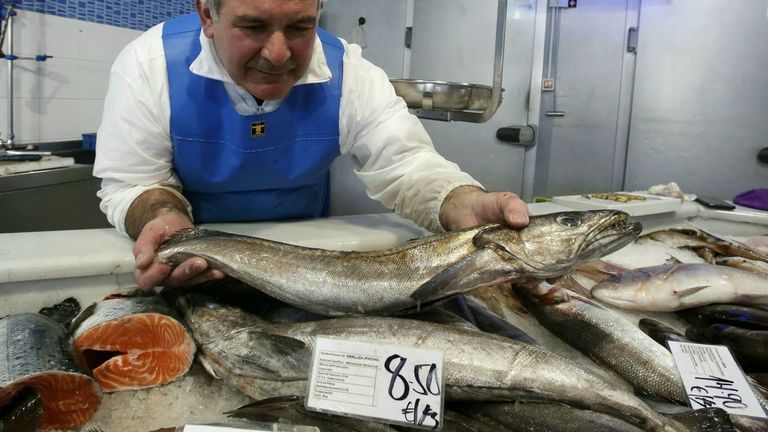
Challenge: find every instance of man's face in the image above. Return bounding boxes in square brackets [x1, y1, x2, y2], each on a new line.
[199, 0, 319, 100]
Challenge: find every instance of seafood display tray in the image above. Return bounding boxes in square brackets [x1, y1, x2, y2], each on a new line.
[552, 192, 682, 216]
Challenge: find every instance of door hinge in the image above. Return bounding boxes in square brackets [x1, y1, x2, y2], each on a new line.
[627, 27, 639, 53]
[549, 0, 577, 8]
[405, 26, 413, 49]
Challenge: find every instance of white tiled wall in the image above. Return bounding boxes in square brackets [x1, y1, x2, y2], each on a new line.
[0, 10, 140, 144]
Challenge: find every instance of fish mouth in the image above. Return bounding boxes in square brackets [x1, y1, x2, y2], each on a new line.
[578, 211, 642, 256]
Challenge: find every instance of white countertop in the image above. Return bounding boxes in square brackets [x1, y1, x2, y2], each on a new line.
[0, 213, 430, 285]
[2, 201, 766, 287]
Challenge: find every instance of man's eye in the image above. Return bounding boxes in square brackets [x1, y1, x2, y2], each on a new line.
[288, 25, 315, 33]
[241, 25, 267, 33]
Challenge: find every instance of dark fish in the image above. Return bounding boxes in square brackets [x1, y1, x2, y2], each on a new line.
[638, 318, 690, 347]
[442, 295, 538, 344]
[685, 324, 768, 372]
[407, 306, 480, 332]
[0, 313, 101, 430]
[751, 374, 768, 392]
[678, 304, 768, 331]
[664, 408, 737, 432]
[454, 400, 646, 432]
[228, 395, 397, 431]
[158, 210, 641, 316]
[0, 387, 43, 432]
[37, 297, 81, 327]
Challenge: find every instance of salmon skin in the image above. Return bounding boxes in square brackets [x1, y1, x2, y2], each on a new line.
[158, 210, 641, 316]
[70, 294, 196, 392]
[0, 313, 101, 431]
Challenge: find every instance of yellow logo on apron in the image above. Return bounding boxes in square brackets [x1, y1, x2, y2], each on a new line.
[250, 121, 266, 137]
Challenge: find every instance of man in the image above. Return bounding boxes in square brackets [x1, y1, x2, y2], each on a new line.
[93, 0, 529, 291]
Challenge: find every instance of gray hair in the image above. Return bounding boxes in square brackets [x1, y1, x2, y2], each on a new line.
[201, 0, 324, 22]
[201, 0, 223, 21]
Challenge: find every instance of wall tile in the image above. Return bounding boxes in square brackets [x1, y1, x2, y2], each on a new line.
[13, 0, 196, 31]
[77, 98, 104, 134]
[0, 10, 140, 144]
[75, 60, 110, 100]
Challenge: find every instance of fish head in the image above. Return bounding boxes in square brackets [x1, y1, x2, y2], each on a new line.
[476, 210, 641, 278]
[589, 268, 653, 309]
[176, 294, 267, 344]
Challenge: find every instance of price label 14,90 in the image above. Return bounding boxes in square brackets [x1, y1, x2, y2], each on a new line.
[669, 341, 767, 419]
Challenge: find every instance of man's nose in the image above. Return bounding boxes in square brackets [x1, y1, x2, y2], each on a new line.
[261, 32, 291, 66]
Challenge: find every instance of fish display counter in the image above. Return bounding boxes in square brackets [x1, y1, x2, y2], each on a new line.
[0, 202, 767, 431]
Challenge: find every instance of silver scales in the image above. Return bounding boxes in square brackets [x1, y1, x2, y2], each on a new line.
[390, 0, 507, 124]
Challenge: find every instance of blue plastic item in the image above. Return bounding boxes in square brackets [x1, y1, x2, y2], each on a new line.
[82, 133, 96, 150]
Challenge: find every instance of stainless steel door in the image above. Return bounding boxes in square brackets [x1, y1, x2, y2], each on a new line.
[531, 0, 640, 197]
[408, 0, 538, 195]
[624, 0, 768, 197]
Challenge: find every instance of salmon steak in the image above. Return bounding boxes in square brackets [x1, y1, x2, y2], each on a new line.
[0, 313, 101, 430]
[71, 294, 196, 392]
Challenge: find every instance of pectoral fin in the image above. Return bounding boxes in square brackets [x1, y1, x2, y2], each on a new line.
[674, 285, 711, 298]
[410, 249, 518, 302]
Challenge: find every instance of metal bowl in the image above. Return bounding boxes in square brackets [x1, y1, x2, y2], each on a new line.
[390, 79, 492, 111]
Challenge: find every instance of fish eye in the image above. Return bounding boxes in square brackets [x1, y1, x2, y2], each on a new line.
[557, 215, 582, 228]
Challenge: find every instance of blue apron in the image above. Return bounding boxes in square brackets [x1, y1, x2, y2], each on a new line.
[162, 14, 343, 223]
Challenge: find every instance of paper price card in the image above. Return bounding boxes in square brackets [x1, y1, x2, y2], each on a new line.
[306, 337, 444, 430]
[669, 341, 767, 419]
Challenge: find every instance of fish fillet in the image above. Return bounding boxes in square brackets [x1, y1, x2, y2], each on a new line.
[71, 295, 196, 392]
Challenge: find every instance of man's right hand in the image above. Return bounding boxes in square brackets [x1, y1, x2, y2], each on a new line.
[126, 188, 224, 291]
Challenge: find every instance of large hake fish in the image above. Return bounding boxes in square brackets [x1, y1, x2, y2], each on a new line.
[591, 263, 768, 311]
[158, 210, 641, 316]
[177, 295, 677, 432]
[0, 313, 102, 430]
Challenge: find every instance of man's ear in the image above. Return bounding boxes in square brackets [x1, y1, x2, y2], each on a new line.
[196, 0, 215, 38]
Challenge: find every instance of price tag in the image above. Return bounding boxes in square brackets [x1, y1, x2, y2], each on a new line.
[305, 337, 444, 430]
[669, 341, 767, 418]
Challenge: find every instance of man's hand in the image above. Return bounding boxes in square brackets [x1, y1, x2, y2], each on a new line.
[439, 185, 530, 231]
[127, 189, 224, 291]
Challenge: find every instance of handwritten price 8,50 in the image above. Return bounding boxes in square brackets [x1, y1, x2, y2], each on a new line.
[689, 375, 748, 410]
[384, 354, 441, 428]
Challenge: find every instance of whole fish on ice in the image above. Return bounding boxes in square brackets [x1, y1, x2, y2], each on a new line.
[678, 304, 768, 331]
[177, 294, 680, 432]
[157, 210, 641, 316]
[590, 263, 768, 311]
[642, 228, 768, 263]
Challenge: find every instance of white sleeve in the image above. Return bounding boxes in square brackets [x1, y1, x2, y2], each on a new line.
[338, 42, 482, 233]
[92, 24, 191, 236]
